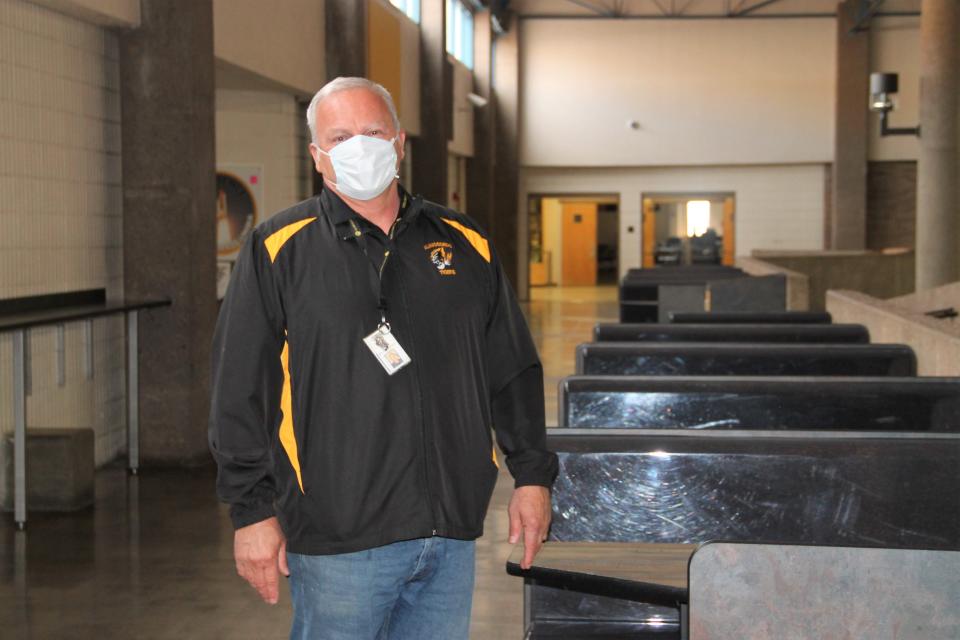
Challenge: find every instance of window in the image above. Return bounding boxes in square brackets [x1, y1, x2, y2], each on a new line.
[446, 0, 474, 69]
[389, 0, 420, 23]
[686, 200, 711, 237]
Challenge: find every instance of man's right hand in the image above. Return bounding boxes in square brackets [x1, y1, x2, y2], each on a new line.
[234, 516, 290, 604]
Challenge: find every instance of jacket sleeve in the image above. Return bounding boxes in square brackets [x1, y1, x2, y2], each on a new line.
[208, 229, 286, 529]
[485, 245, 559, 489]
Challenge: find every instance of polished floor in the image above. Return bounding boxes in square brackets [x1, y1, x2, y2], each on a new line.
[0, 286, 619, 639]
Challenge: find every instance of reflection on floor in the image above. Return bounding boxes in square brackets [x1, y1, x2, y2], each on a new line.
[0, 286, 618, 639]
[527, 286, 619, 426]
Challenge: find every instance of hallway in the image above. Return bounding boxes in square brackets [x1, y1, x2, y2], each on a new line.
[0, 286, 617, 639]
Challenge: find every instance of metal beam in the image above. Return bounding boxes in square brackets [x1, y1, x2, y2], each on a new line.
[850, 0, 887, 32]
[524, 0, 918, 20]
[520, 12, 838, 19]
[652, 0, 671, 15]
[676, 0, 698, 15]
[734, 0, 786, 15]
[651, 0, 694, 16]
[564, 0, 615, 16]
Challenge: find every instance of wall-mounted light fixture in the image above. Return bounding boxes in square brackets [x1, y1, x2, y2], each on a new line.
[869, 72, 920, 137]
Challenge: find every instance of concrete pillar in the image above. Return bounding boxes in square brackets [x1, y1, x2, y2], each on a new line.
[316, 0, 368, 195]
[325, 0, 366, 80]
[412, 0, 451, 204]
[492, 25, 522, 292]
[830, 0, 870, 250]
[119, 0, 217, 464]
[466, 10, 494, 233]
[916, 0, 959, 290]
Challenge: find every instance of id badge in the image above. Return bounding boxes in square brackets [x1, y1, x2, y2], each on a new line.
[363, 324, 412, 375]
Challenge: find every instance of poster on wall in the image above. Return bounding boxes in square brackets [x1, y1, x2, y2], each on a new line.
[216, 164, 263, 299]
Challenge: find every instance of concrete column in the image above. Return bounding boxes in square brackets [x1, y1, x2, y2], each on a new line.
[119, 0, 217, 464]
[317, 0, 367, 195]
[492, 25, 522, 292]
[412, 0, 451, 203]
[916, 0, 959, 290]
[466, 10, 494, 233]
[325, 0, 366, 80]
[830, 0, 870, 250]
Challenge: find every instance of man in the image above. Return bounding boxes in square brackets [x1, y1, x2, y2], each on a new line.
[208, 77, 557, 639]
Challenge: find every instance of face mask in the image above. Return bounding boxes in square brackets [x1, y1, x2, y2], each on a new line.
[318, 135, 399, 201]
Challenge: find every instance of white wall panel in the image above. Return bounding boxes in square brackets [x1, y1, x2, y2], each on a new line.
[213, 0, 325, 96]
[520, 18, 836, 167]
[448, 57, 475, 158]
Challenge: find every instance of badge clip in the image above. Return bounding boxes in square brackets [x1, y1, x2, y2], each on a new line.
[363, 321, 412, 375]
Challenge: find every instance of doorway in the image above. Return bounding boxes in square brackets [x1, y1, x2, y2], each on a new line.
[641, 193, 736, 268]
[528, 195, 619, 288]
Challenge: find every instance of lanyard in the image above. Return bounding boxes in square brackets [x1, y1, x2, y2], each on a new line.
[349, 216, 400, 330]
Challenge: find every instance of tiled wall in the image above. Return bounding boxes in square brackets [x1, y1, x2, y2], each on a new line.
[0, 0, 123, 299]
[215, 88, 312, 221]
[866, 161, 917, 251]
[0, 0, 127, 504]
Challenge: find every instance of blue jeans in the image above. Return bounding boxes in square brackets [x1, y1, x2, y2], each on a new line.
[288, 537, 476, 640]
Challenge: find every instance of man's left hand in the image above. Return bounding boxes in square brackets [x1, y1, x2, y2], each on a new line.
[508, 485, 552, 570]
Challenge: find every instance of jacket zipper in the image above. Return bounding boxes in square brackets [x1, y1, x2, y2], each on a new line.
[351, 217, 398, 319]
[346, 205, 438, 537]
[388, 219, 439, 537]
[401, 279, 439, 537]
[377, 217, 399, 280]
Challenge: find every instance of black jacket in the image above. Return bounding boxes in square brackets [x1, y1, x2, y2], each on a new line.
[208, 186, 557, 555]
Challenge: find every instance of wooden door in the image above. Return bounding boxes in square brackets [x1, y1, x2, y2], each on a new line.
[561, 202, 598, 286]
[722, 197, 736, 266]
[642, 198, 657, 268]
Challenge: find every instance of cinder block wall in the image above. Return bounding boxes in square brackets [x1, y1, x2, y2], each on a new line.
[0, 0, 128, 505]
[215, 88, 311, 220]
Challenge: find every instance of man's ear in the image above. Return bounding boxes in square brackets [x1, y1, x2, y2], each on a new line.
[308, 143, 324, 174]
[396, 130, 407, 161]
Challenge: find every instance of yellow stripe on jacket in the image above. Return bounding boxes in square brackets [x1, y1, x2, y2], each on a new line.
[279, 339, 304, 493]
[441, 218, 491, 263]
[264, 218, 317, 263]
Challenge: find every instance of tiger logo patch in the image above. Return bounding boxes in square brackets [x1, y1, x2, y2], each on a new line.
[424, 241, 456, 276]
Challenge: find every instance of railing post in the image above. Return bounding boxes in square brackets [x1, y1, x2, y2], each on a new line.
[126, 311, 139, 475]
[13, 329, 27, 530]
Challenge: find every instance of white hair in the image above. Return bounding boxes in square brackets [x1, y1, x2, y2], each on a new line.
[306, 77, 401, 143]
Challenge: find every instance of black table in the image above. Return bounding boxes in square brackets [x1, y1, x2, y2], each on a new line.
[576, 342, 917, 376]
[558, 375, 960, 431]
[669, 311, 831, 324]
[507, 542, 696, 639]
[593, 323, 869, 343]
[506, 541, 694, 607]
[1, 298, 170, 529]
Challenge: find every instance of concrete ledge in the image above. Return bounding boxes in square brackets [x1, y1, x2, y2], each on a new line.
[2, 428, 95, 512]
[751, 249, 914, 311]
[887, 282, 960, 331]
[826, 289, 960, 376]
[735, 257, 810, 311]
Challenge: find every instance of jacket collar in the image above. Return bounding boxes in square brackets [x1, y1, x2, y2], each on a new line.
[320, 183, 420, 240]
